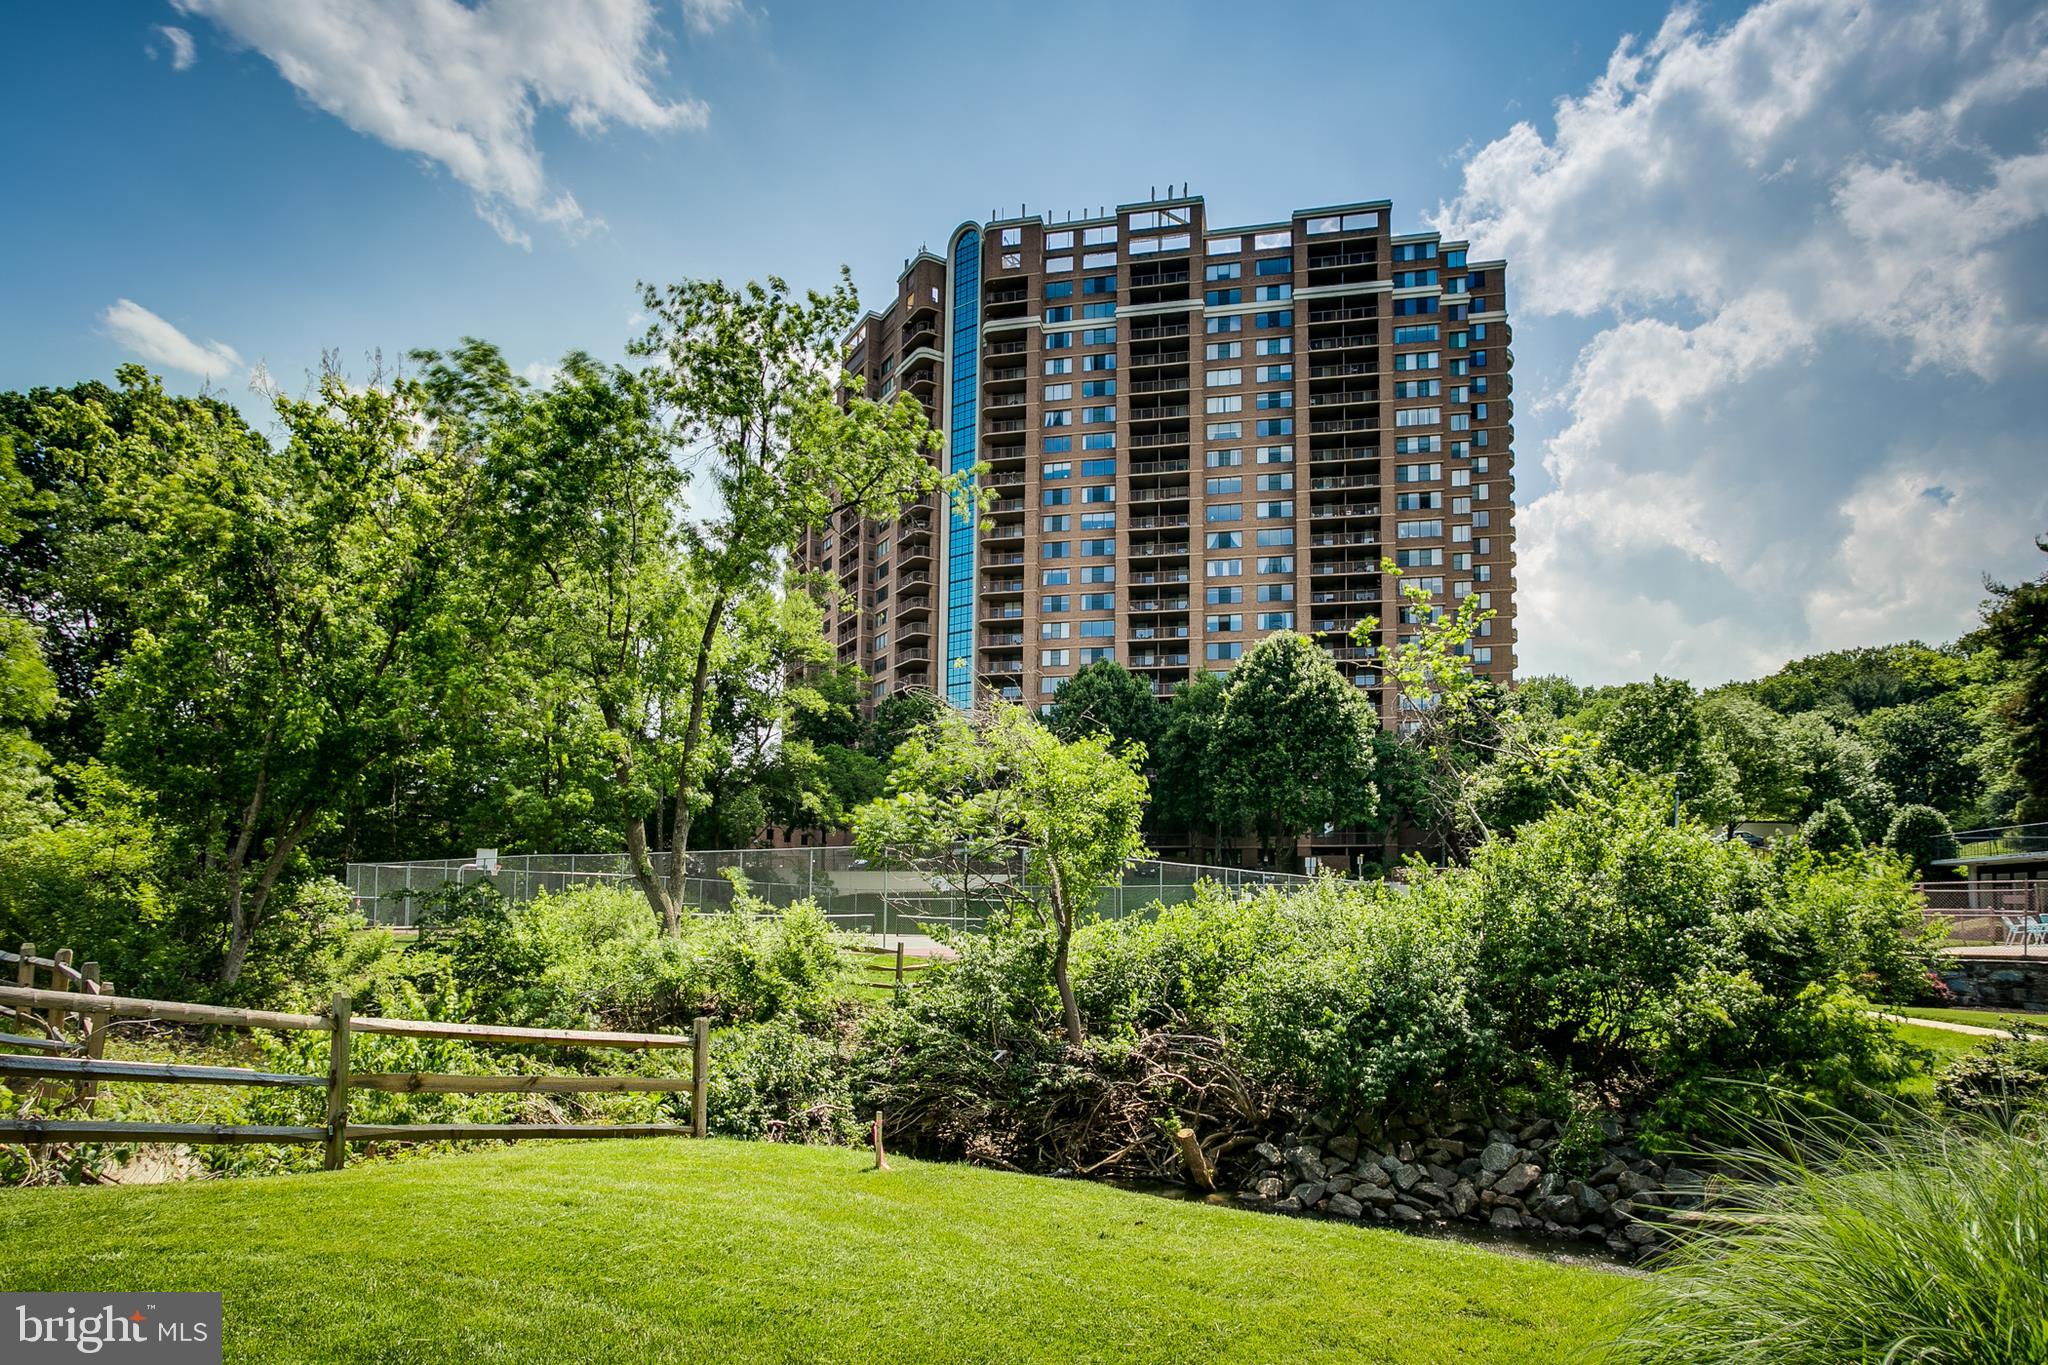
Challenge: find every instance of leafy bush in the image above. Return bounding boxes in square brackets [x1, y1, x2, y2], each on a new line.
[1608, 1114, 2048, 1364]
[1074, 879, 1493, 1112]
[1883, 803, 1959, 878]
[1799, 799, 1863, 855]
[1935, 1026, 2048, 1120]
[706, 1018, 858, 1144]
[408, 883, 850, 1032]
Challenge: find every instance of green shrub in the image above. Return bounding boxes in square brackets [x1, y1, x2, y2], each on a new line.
[1608, 1115, 2048, 1364]
[1799, 799, 1863, 856]
[1935, 1027, 2048, 1120]
[706, 1018, 858, 1144]
[407, 883, 850, 1032]
[1884, 803, 1959, 878]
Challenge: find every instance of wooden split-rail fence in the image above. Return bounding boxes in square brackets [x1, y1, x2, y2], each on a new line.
[0, 943, 709, 1168]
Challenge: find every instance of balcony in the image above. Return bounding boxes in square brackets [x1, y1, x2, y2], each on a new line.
[1307, 250, 1376, 270]
[1129, 569, 1191, 585]
[1307, 333, 1376, 353]
[1309, 559, 1381, 576]
[986, 418, 1027, 434]
[1307, 305, 1374, 324]
[1129, 376, 1188, 394]
[1130, 404, 1190, 421]
[1129, 540, 1191, 558]
[1128, 485, 1189, 505]
[1309, 361, 1374, 379]
[983, 577, 1025, 594]
[1308, 389, 1378, 407]
[1309, 417, 1375, 434]
[1310, 588, 1380, 605]
[1130, 652, 1191, 668]
[1310, 503, 1380, 519]
[1309, 444, 1378, 462]
[1130, 597, 1190, 613]
[982, 631, 1024, 647]
[985, 338, 1027, 357]
[982, 550, 1025, 567]
[985, 469, 1025, 487]
[1131, 457, 1190, 475]
[1129, 348, 1189, 368]
[1129, 321, 1190, 341]
[1129, 624, 1190, 640]
[1129, 514, 1190, 529]
[1309, 531, 1379, 548]
[1131, 431, 1190, 449]
[980, 605, 1025, 621]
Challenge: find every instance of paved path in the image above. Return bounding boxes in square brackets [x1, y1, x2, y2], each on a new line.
[1873, 1012, 2015, 1039]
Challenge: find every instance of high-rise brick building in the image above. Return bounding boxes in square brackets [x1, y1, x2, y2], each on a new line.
[800, 192, 1515, 741]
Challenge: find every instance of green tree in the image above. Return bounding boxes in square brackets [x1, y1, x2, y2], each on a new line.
[1594, 677, 1743, 827]
[1213, 632, 1378, 866]
[1700, 692, 1804, 821]
[1046, 659, 1162, 755]
[1781, 712, 1894, 834]
[0, 444, 55, 839]
[1858, 697, 1982, 818]
[1152, 672, 1229, 858]
[630, 272, 956, 927]
[1884, 804, 1959, 880]
[852, 702, 1148, 1045]
[1800, 799, 1864, 856]
[1970, 540, 2048, 822]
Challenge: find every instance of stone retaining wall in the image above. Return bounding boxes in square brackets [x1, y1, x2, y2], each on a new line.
[1935, 954, 2048, 1011]
[1235, 1110, 1707, 1262]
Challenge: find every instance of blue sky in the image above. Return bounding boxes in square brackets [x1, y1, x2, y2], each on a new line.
[3, 0, 2043, 684]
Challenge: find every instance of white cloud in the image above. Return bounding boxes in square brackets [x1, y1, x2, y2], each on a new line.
[679, 0, 746, 35]
[1436, 0, 2048, 685]
[171, 0, 709, 248]
[150, 24, 198, 70]
[101, 299, 244, 380]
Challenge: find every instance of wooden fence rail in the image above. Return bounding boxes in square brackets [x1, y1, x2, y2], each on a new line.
[0, 943, 710, 1169]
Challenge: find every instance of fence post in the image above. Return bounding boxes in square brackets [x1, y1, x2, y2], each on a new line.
[79, 962, 104, 1106]
[894, 941, 906, 999]
[323, 991, 352, 1171]
[690, 1017, 709, 1139]
[47, 948, 72, 1035]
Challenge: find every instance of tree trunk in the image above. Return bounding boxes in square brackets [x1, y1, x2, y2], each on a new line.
[1047, 863, 1084, 1047]
[664, 588, 729, 929]
[219, 808, 314, 987]
[625, 814, 679, 935]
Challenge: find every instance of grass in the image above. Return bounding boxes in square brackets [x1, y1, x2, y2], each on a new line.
[1, 1139, 1629, 1364]
[1606, 1115, 2048, 1364]
[1892, 1021, 1993, 1100]
[1890, 1004, 2044, 1031]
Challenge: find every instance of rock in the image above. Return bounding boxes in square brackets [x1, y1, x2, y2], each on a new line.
[1327, 1192, 1364, 1219]
[1253, 1141, 1283, 1168]
[1390, 1203, 1424, 1223]
[1254, 1176, 1286, 1201]
[1532, 1194, 1581, 1226]
[1489, 1207, 1525, 1231]
[1576, 1184, 1611, 1217]
[1623, 1222, 1660, 1246]
[1425, 1163, 1460, 1189]
[1480, 1141, 1518, 1174]
[1537, 1170, 1566, 1198]
[1393, 1163, 1423, 1192]
[1361, 1185, 1400, 1207]
[1426, 1138, 1467, 1160]
[1494, 1162, 1542, 1199]
[1323, 1160, 1353, 1178]
[1356, 1163, 1392, 1188]
[1284, 1147, 1328, 1185]
[1517, 1118, 1555, 1143]
[1662, 1165, 1708, 1190]
[1396, 1141, 1416, 1163]
[1413, 1181, 1448, 1202]
[1615, 1169, 1657, 1198]
[1272, 1196, 1303, 1213]
[1290, 1182, 1326, 1207]
[1326, 1175, 1354, 1195]
[1378, 1154, 1403, 1174]
[1449, 1180, 1479, 1217]
[1589, 1159, 1628, 1184]
[1328, 1133, 1360, 1163]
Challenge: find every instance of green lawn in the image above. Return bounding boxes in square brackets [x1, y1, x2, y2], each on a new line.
[1891, 1004, 2044, 1031]
[1893, 1021, 1994, 1099]
[2, 1139, 1629, 1364]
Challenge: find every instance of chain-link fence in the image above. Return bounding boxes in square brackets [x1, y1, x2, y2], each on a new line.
[345, 847, 1317, 935]
[1916, 879, 2047, 955]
